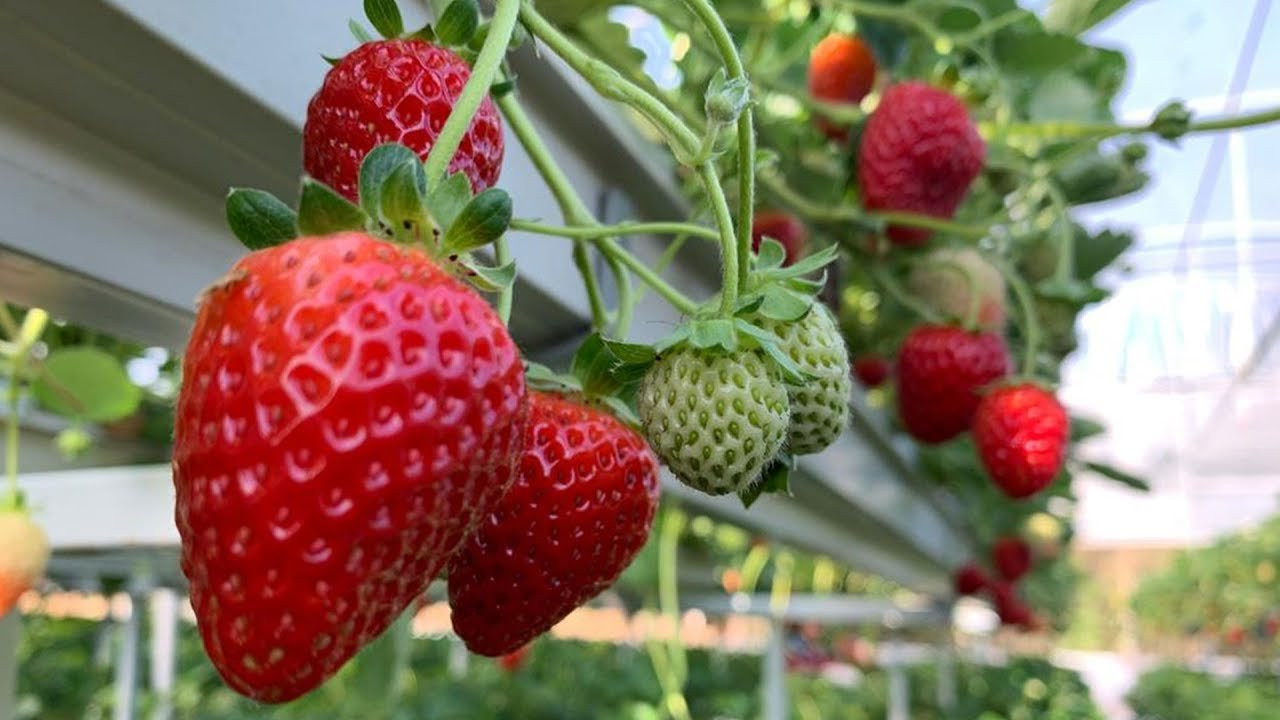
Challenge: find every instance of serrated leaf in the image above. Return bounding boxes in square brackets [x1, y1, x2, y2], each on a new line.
[436, 0, 480, 46]
[33, 348, 141, 423]
[1084, 460, 1150, 492]
[298, 178, 369, 236]
[349, 19, 376, 44]
[1075, 227, 1133, 280]
[443, 188, 512, 254]
[363, 0, 404, 39]
[688, 319, 737, 350]
[225, 188, 297, 250]
[754, 237, 786, 270]
[739, 453, 794, 508]
[359, 144, 422, 219]
[425, 172, 473, 230]
[458, 258, 516, 293]
[758, 286, 813, 322]
[379, 159, 428, 231]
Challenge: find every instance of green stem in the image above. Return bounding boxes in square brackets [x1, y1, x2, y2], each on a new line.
[990, 255, 1040, 377]
[495, 236, 514, 325]
[573, 241, 609, 330]
[954, 9, 1031, 43]
[993, 105, 1280, 142]
[1186, 106, 1280, 133]
[519, 2, 701, 159]
[510, 218, 719, 242]
[698, 163, 739, 315]
[600, 242, 699, 316]
[422, 0, 520, 185]
[5, 308, 48, 503]
[657, 508, 690, 705]
[868, 263, 941, 324]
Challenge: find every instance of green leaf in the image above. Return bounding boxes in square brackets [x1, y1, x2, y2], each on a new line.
[1074, 227, 1133, 279]
[379, 160, 428, 232]
[225, 188, 297, 250]
[1084, 460, 1150, 492]
[425, 172, 473, 230]
[757, 286, 812, 323]
[359, 144, 422, 219]
[754, 237, 786, 270]
[994, 31, 1087, 75]
[436, 0, 480, 46]
[443, 189, 512, 254]
[348, 19, 376, 44]
[1071, 415, 1106, 441]
[1027, 72, 1103, 122]
[734, 320, 808, 384]
[457, 257, 516, 293]
[363, 0, 405, 39]
[688, 319, 737, 350]
[936, 3, 984, 32]
[570, 334, 656, 397]
[764, 243, 838, 279]
[298, 178, 369, 236]
[525, 361, 582, 393]
[33, 348, 141, 423]
[739, 452, 794, 509]
[1036, 278, 1109, 306]
[1045, 0, 1136, 34]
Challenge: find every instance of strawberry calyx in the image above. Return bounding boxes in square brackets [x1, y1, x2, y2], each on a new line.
[525, 333, 657, 427]
[225, 143, 514, 296]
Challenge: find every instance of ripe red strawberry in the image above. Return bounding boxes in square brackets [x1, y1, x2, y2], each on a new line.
[808, 34, 876, 140]
[895, 325, 1010, 444]
[497, 644, 532, 672]
[989, 581, 1032, 627]
[0, 509, 50, 615]
[174, 232, 528, 702]
[303, 39, 504, 201]
[852, 354, 890, 388]
[751, 210, 807, 266]
[857, 82, 985, 246]
[991, 536, 1032, 582]
[448, 391, 661, 656]
[972, 384, 1069, 499]
[953, 564, 987, 596]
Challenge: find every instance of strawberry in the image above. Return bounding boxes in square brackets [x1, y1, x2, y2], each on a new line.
[991, 536, 1032, 582]
[0, 509, 50, 615]
[173, 232, 528, 702]
[989, 581, 1032, 627]
[304, 39, 504, 201]
[497, 644, 532, 672]
[808, 34, 876, 140]
[857, 82, 985, 246]
[852, 354, 890, 388]
[907, 247, 1006, 331]
[751, 210, 807, 266]
[758, 305, 851, 455]
[637, 348, 789, 495]
[448, 391, 660, 656]
[953, 564, 987, 596]
[972, 384, 1069, 499]
[895, 325, 1010, 444]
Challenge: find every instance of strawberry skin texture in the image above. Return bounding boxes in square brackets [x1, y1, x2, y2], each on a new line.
[973, 384, 1069, 499]
[895, 325, 1009, 444]
[0, 511, 50, 615]
[808, 34, 876, 140]
[953, 564, 987, 596]
[303, 40, 504, 200]
[448, 392, 660, 656]
[173, 232, 527, 702]
[751, 210, 807, 266]
[857, 82, 985, 246]
[991, 536, 1032, 582]
[852, 354, 890, 388]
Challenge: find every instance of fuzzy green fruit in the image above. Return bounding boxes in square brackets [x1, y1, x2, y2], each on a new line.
[758, 305, 851, 455]
[637, 348, 789, 495]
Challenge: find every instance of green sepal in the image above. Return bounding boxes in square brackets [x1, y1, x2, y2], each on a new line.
[457, 257, 516, 293]
[1150, 100, 1192, 143]
[359, 144, 423, 221]
[225, 188, 298, 250]
[442, 188, 513, 254]
[760, 243, 838, 281]
[1070, 415, 1106, 442]
[753, 237, 787, 271]
[379, 160, 429, 234]
[298, 178, 370, 236]
[569, 333, 657, 398]
[1035, 278, 1109, 307]
[739, 452, 794, 508]
[734, 319, 809, 384]
[425, 172, 473, 231]
[436, 0, 480, 46]
[349, 18, 376, 43]
[734, 293, 766, 316]
[704, 68, 751, 125]
[688, 318, 737, 351]
[363, 0, 405, 39]
[410, 23, 437, 42]
[757, 285, 813, 323]
[322, 55, 343, 67]
[525, 361, 583, 394]
[1083, 460, 1150, 493]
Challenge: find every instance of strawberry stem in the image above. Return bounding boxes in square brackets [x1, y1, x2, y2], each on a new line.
[698, 162, 740, 316]
[988, 255, 1041, 377]
[509, 219, 719, 242]
[868, 264, 942, 324]
[989, 105, 1280, 143]
[495, 235, 513, 324]
[2, 306, 48, 503]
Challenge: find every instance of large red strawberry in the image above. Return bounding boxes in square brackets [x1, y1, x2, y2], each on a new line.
[991, 536, 1032, 582]
[972, 384, 1069, 499]
[808, 34, 876, 140]
[0, 508, 50, 615]
[751, 210, 807, 266]
[303, 39, 504, 201]
[953, 564, 987, 596]
[857, 82, 985, 246]
[895, 325, 1010, 444]
[174, 232, 527, 702]
[448, 391, 660, 656]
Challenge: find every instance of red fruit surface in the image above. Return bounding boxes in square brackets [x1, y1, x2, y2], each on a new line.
[991, 536, 1033, 582]
[972, 384, 1069, 500]
[857, 82, 985, 246]
[497, 644, 531, 672]
[303, 40, 504, 201]
[989, 581, 1033, 627]
[751, 210, 807, 266]
[173, 232, 528, 702]
[808, 34, 876, 140]
[895, 325, 1010, 444]
[852, 354, 890, 388]
[953, 564, 987, 596]
[448, 392, 661, 656]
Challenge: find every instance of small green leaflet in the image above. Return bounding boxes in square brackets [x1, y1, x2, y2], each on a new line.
[225, 188, 297, 250]
[443, 188, 513, 254]
[348, 19, 376, 44]
[754, 237, 786, 271]
[298, 178, 369, 236]
[359, 144, 422, 220]
[363, 0, 404, 39]
[379, 160, 428, 233]
[1083, 461, 1150, 492]
[739, 452, 794, 508]
[734, 319, 810, 384]
[436, 0, 480, 46]
[757, 286, 813, 323]
[688, 318, 737, 350]
[425, 172, 473, 230]
[458, 257, 516, 293]
[1070, 415, 1106, 441]
[570, 333, 656, 397]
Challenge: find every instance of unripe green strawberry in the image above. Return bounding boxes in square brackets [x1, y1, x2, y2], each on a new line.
[907, 247, 1006, 331]
[758, 305, 851, 455]
[637, 349, 789, 495]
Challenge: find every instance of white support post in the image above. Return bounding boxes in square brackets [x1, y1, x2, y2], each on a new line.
[113, 592, 142, 720]
[936, 643, 957, 711]
[447, 634, 469, 680]
[1, 611, 19, 720]
[885, 641, 909, 720]
[762, 618, 788, 720]
[148, 590, 179, 720]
